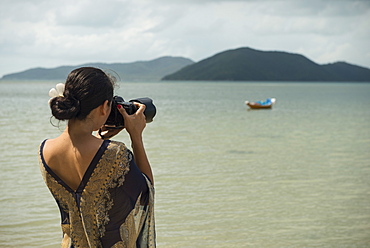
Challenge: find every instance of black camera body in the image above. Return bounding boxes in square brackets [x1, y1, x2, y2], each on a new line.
[105, 96, 156, 129]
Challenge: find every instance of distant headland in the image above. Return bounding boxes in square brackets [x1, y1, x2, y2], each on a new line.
[163, 47, 370, 82]
[2, 47, 370, 82]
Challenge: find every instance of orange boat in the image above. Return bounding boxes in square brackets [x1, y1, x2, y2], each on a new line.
[245, 98, 276, 109]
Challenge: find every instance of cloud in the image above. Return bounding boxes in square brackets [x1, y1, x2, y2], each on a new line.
[0, 0, 369, 77]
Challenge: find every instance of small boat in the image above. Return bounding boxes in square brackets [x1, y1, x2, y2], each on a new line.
[245, 98, 276, 109]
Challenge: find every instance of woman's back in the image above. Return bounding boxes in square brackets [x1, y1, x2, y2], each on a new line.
[42, 134, 104, 191]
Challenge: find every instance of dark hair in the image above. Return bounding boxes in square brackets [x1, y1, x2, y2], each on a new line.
[50, 67, 115, 121]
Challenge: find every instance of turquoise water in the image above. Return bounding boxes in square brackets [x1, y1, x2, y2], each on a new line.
[0, 81, 370, 247]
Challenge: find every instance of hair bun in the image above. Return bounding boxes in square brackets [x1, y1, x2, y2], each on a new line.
[50, 96, 81, 120]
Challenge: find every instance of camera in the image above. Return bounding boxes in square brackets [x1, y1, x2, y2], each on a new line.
[105, 96, 156, 129]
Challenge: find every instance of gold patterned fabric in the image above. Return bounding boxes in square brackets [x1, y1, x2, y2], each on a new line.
[39, 140, 156, 248]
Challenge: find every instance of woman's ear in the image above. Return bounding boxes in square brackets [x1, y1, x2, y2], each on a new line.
[101, 100, 111, 116]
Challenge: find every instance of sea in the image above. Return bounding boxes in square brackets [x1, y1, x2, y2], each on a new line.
[0, 80, 369, 248]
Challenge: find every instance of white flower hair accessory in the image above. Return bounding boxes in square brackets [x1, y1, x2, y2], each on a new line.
[48, 83, 65, 104]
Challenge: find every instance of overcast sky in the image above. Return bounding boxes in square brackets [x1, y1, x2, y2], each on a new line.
[1, 0, 369, 78]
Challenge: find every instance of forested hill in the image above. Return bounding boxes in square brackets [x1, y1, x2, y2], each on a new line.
[162, 47, 370, 82]
[1, 56, 194, 81]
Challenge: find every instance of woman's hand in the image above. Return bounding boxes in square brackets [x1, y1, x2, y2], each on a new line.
[117, 103, 146, 139]
[97, 126, 124, 140]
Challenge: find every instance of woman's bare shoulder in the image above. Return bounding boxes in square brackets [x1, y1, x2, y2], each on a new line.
[43, 137, 66, 153]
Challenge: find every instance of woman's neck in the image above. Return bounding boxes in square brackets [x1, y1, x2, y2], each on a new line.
[65, 119, 97, 144]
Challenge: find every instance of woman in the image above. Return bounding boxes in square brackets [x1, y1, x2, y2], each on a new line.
[39, 67, 155, 247]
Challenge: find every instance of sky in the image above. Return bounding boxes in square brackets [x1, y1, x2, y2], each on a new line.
[1, 0, 370, 78]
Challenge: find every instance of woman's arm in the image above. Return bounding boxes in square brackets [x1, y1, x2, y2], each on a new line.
[117, 103, 154, 184]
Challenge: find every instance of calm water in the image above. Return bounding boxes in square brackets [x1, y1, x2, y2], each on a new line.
[0, 81, 369, 247]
